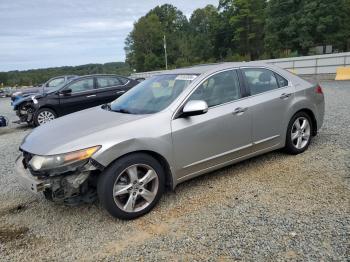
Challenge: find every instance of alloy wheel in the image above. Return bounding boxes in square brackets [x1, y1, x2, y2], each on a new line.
[113, 164, 159, 213]
[291, 117, 311, 149]
[37, 110, 55, 125]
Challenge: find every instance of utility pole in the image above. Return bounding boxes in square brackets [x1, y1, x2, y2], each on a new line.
[163, 35, 168, 70]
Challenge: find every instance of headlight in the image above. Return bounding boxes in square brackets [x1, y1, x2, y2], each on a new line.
[29, 146, 101, 171]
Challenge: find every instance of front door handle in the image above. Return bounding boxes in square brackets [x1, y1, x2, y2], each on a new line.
[233, 107, 248, 115]
[280, 93, 292, 99]
[116, 90, 126, 95]
[86, 94, 96, 98]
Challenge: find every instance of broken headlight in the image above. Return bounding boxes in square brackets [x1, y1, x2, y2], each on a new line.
[29, 146, 101, 172]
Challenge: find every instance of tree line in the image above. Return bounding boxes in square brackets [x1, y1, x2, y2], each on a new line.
[0, 62, 130, 87]
[125, 0, 350, 72]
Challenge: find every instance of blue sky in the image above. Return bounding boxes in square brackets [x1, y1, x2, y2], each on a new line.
[0, 0, 218, 72]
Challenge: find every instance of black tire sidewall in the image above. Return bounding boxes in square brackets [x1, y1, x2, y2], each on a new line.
[97, 153, 165, 220]
[34, 108, 57, 127]
[285, 112, 312, 155]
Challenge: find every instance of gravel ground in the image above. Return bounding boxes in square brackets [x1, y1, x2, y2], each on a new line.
[0, 81, 349, 261]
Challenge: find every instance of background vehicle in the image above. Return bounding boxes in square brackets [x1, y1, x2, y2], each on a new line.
[0, 89, 5, 98]
[15, 62, 324, 219]
[11, 75, 78, 103]
[13, 74, 139, 126]
[3, 87, 15, 97]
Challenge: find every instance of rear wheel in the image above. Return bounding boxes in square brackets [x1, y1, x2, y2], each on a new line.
[97, 153, 165, 220]
[34, 108, 57, 126]
[285, 112, 312, 154]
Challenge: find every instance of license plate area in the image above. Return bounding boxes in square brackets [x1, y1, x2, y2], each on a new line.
[15, 157, 50, 193]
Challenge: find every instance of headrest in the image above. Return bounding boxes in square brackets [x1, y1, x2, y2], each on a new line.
[259, 72, 271, 82]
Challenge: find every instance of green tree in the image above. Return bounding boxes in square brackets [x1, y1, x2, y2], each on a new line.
[219, 0, 267, 60]
[125, 4, 189, 71]
[264, 0, 301, 57]
[265, 0, 350, 56]
[1, 62, 130, 86]
[125, 14, 164, 71]
[296, 0, 350, 54]
[188, 5, 220, 63]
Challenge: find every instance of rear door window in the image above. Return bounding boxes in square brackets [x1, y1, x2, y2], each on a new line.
[242, 68, 279, 96]
[68, 78, 94, 93]
[96, 77, 122, 89]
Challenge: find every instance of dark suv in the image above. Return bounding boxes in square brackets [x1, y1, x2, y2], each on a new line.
[13, 74, 139, 126]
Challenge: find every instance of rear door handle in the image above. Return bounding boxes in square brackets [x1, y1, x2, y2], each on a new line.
[116, 90, 126, 94]
[86, 94, 96, 98]
[280, 93, 291, 99]
[233, 107, 248, 115]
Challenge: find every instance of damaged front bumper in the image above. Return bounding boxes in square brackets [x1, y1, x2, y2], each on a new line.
[14, 155, 102, 204]
[15, 108, 34, 124]
[15, 156, 50, 193]
[13, 96, 39, 124]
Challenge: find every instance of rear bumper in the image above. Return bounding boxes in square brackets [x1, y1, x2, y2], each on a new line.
[14, 156, 50, 193]
[315, 95, 325, 132]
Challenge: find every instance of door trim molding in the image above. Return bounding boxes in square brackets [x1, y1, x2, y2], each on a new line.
[183, 143, 253, 169]
[178, 143, 280, 182]
[253, 135, 280, 145]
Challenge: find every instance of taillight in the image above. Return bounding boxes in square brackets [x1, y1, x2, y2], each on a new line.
[315, 85, 323, 94]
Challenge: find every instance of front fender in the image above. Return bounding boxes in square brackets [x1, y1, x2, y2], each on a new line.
[13, 96, 33, 110]
[93, 135, 174, 169]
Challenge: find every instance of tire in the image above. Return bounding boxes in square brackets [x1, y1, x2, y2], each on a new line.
[284, 112, 313, 155]
[97, 153, 165, 220]
[34, 108, 57, 127]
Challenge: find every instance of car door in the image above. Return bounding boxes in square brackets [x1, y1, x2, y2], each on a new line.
[95, 76, 129, 105]
[171, 69, 252, 179]
[240, 67, 294, 150]
[58, 77, 96, 115]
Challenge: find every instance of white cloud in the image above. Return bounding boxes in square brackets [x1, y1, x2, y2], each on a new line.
[0, 0, 218, 71]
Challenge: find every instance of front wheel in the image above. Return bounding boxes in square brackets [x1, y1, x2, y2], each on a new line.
[285, 112, 313, 155]
[34, 108, 57, 126]
[97, 153, 165, 220]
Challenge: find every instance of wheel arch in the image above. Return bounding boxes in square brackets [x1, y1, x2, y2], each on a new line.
[37, 105, 58, 115]
[292, 108, 318, 136]
[101, 150, 174, 191]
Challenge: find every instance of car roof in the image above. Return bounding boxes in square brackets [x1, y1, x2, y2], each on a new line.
[79, 74, 130, 78]
[155, 61, 272, 76]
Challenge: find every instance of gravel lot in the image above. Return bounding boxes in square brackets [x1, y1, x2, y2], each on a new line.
[0, 81, 349, 261]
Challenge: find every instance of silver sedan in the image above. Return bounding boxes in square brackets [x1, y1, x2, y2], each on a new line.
[15, 62, 325, 219]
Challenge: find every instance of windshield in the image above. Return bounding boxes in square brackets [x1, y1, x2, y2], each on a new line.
[109, 74, 197, 114]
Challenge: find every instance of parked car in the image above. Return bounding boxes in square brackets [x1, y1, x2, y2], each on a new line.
[15, 62, 324, 219]
[3, 87, 15, 97]
[0, 89, 5, 98]
[11, 75, 78, 103]
[13, 74, 139, 126]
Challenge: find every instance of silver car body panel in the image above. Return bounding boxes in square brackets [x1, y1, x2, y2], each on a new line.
[20, 62, 325, 189]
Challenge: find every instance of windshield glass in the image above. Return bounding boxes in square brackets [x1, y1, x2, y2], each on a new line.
[109, 74, 197, 114]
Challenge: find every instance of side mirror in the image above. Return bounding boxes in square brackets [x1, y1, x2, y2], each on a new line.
[60, 88, 72, 96]
[181, 100, 208, 117]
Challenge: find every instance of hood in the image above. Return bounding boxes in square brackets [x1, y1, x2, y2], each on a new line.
[12, 91, 46, 108]
[18, 87, 42, 95]
[20, 106, 149, 155]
